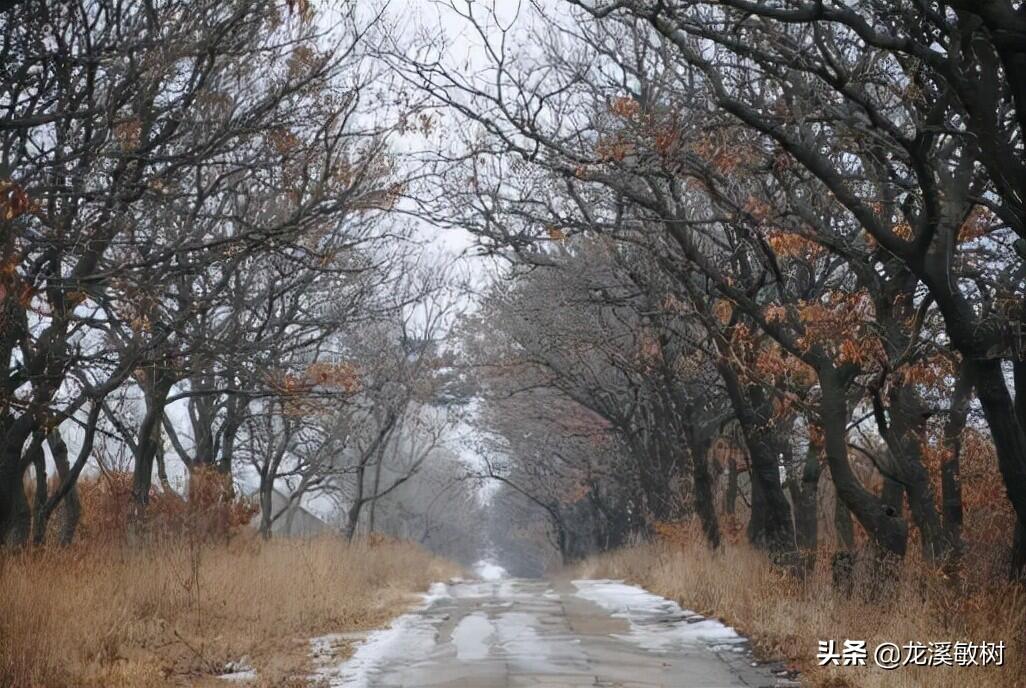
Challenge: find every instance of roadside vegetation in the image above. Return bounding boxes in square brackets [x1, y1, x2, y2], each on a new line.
[575, 521, 1025, 688]
[0, 475, 457, 688]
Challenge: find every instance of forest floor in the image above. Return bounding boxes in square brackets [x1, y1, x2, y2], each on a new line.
[0, 535, 459, 687]
[571, 534, 1026, 688]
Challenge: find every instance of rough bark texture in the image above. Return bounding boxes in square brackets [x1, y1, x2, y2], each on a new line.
[131, 376, 174, 519]
[48, 429, 81, 546]
[941, 363, 973, 557]
[719, 366, 796, 557]
[820, 369, 908, 557]
[684, 432, 721, 549]
[790, 444, 822, 573]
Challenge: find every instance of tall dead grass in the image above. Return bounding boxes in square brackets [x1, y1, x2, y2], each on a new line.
[573, 530, 1025, 688]
[0, 474, 459, 688]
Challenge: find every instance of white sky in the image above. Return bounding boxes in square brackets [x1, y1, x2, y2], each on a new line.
[45, 0, 557, 518]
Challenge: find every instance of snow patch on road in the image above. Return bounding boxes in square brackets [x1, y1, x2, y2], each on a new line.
[452, 612, 494, 660]
[572, 579, 746, 653]
[310, 582, 450, 687]
[473, 559, 508, 580]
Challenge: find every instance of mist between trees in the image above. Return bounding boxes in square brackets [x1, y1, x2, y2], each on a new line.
[2, 0, 1026, 593]
[387, 0, 1026, 579]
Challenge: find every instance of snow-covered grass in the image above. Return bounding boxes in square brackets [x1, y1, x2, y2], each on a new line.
[0, 535, 458, 687]
[572, 535, 1026, 688]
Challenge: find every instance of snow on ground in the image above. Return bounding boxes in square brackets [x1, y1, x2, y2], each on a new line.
[309, 582, 451, 687]
[473, 559, 508, 580]
[217, 658, 256, 682]
[451, 612, 494, 660]
[217, 667, 256, 683]
[572, 579, 747, 653]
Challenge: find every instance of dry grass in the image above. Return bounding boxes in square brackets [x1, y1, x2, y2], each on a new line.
[0, 535, 459, 687]
[572, 532, 1025, 688]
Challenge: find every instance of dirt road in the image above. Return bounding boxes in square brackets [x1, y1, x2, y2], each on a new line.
[312, 576, 795, 687]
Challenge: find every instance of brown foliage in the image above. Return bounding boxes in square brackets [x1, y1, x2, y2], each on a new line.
[609, 96, 641, 119]
[1, 180, 32, 221]
[766, 230, 824, 259]
[796, 290, 885, 367]
[73, 470, 256, 547]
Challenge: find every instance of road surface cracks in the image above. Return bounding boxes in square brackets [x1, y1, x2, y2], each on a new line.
[312, 576, 797, 688]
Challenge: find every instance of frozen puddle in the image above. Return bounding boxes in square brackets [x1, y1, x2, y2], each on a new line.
[451, 612, 493, 660]
[572, 579, 747, 653]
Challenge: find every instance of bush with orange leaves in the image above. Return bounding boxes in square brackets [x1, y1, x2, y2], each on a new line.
[72, 468, 256, 546]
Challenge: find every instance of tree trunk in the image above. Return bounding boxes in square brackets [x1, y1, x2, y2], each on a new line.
[30, 436, 47, 545]
[345, 463, 366, 541]
[820, 368, 907, 556]
[747, 463, 767, 543]
[6, 467, 30, 548]
[555, 519, 569, 565]
[685, 432, 721, 548]
[975, 358, 1026, 576]
[903, 468, 946, 561]
[941, 361, 972, 557]
[835, 497, 855, 550]
[368, 449, 384, 533]
[1014, 521, 1026, 581]
[878, 383, 946, 561]
[258, 480, 274, 540]
[131, 375, 174, 521]
[217, 407, 243, 477]
[719, 365, 796, 556]
[284, 499, 299, 536]
[48, 429, 81, 546]
[155, 437, 176, 495]
[881, 478, 903, 516]
[0, 416, 34, 546]
[725, 457, 738, 515]
[344, 500, 362, 541]
[790, 444, 822, 573]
